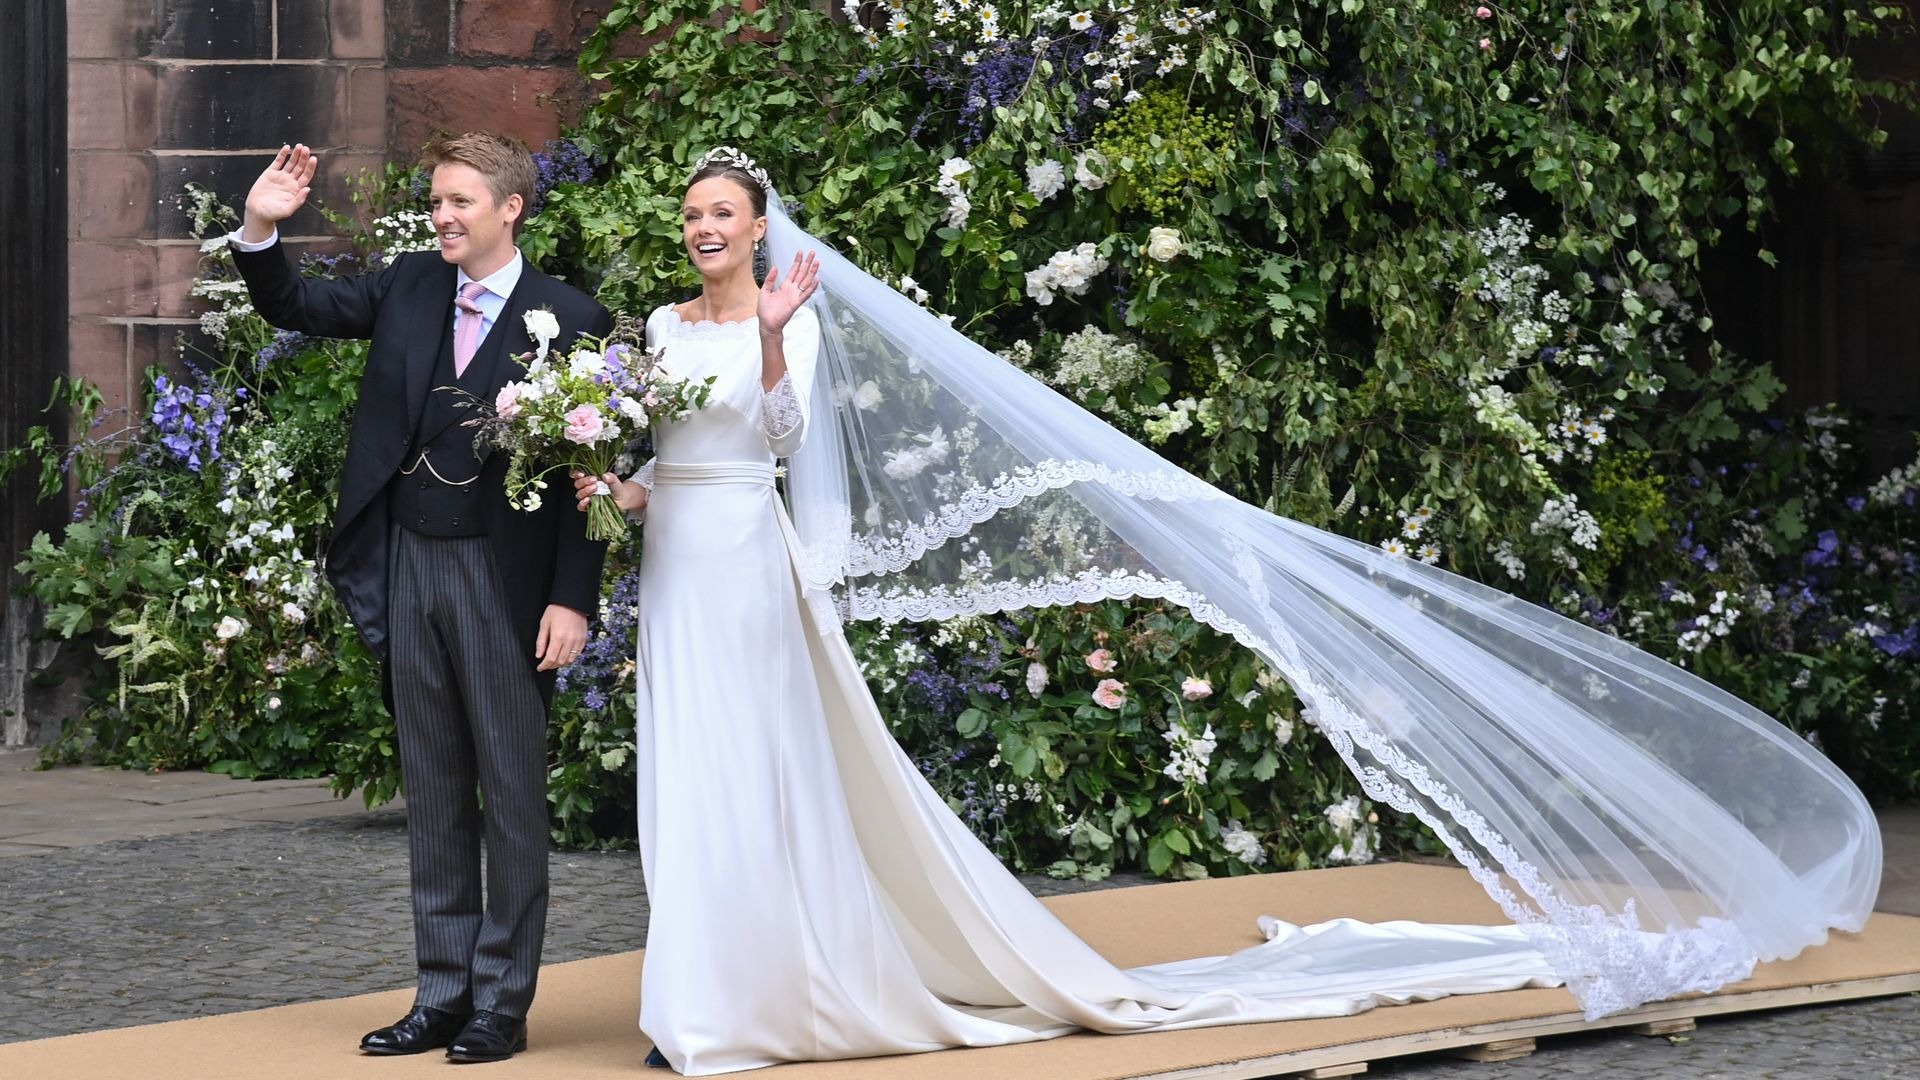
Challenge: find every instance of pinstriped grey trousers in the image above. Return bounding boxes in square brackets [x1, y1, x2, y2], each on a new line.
[388, 528, 550, 1020]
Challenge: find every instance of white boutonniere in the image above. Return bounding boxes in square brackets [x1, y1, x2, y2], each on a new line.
[523, 308, 560, 357]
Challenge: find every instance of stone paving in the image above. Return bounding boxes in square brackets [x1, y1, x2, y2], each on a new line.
[3, 749, 1918, 1078]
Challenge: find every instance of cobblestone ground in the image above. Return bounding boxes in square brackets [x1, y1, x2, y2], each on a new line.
[3, 812, 1915, 1078]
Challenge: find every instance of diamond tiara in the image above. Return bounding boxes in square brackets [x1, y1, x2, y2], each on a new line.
[692, 146, 776, 202]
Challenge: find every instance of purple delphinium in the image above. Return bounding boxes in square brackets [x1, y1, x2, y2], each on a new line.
[255, 329, 313, 372]
[530, 139, 598, 215]
[1802, 529, 1841, 569]
[148, 374, 230, 474]
[1872, 625, 1918, 658]
[556, 559, 642, 699]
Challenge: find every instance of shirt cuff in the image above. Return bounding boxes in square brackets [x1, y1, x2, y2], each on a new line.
[226, 226, 279, 253]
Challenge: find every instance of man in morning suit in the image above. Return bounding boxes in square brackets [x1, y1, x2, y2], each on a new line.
[228, 134, 610, 1064]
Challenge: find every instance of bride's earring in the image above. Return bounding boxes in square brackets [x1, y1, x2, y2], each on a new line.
[753, 237, 768, 283]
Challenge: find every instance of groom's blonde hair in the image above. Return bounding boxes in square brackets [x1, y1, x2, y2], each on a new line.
[420, 132, 538, 237]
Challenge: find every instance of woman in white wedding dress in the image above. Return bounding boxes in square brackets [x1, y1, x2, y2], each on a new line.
[578, 150, 1879, 1076]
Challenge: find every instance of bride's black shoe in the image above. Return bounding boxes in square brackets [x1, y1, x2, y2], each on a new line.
[646, 1045, 673, 1069]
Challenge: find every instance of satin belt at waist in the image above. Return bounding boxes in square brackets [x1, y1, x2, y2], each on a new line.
[651, 461, 776, 487]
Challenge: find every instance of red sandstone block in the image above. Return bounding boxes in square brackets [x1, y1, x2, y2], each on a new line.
[69, 243, 160, 319]
[67, 321, 134, 422]
[346, 66, 389, 148]
[331, 0, 388, 58]
[154, 243, 208, 319]
[312, 150, 391, 218]
[455, 0, 598, 61]
[70, 152, 158, 240]
[153, 64, 350, 151]
[68, 0, 159, 60]
[124, 64, 159, 150]
[387, 66, 587, 155]
[68, 63, 127, 149]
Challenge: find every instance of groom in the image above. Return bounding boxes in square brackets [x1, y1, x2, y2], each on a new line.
[228, 134, 610, 1063]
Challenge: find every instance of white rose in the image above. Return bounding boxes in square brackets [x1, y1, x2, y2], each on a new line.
[523, 309, 561, 355]
[1145, 226, 1183, 262]
[215, 616, 247, 640]
[852, 380, 884, 411]
[267, 695, 283, 710]
[280, 602, 305, 625]
[568, 350, 607, 378]
[1025, 662, 1049, 696]
[1026, 159, 1067, 201]
[1073, 150, 1109, 191]
[1272, 714, 1294, 747]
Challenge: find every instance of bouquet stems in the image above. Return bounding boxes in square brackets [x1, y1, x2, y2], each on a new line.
[583, 490, 629, 542]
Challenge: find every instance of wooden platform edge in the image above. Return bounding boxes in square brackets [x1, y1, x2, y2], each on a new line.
[1135, 971, 1920, 1080]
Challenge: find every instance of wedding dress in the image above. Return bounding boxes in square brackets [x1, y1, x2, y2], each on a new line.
[619, 159, 1880, 1075]
[634, 303, 1555, 1076]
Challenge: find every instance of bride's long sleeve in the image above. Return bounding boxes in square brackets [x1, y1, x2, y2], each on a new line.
[762, 306, 821, 457]
[626, 458, 655, 522]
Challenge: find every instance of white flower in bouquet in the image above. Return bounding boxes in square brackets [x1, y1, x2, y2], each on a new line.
[281, 602, 306, 625]
[1025, 661, 1049, 696]
[523, 309, 560, 357]
[614, 394, 649, 425]
[852, 380, 884, 411]
[1145, 226, 1183, 262]
[1026, 159, 1067, 201]
[215, 615, 248, 640]
[568, 350, 608, 379]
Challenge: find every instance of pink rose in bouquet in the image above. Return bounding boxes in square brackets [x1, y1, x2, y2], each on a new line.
[564, 404, 606, 444]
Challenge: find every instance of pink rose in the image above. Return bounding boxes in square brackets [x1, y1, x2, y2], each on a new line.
[1181, 676, 1214, 701]
[495, 382, 524, 420]
[1474, 5, 1491, 17]
[1085, 648, 1117, 674]
[1093, 678, 1127, 710]
[1479, 36, 1492, 50]
[563, 403, 606, 444]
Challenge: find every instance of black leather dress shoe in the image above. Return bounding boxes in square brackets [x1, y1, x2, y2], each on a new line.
[360, 1005, 470, 1055]
[645, 1045, 672, 1069]
[446, 1010, 529, 1064]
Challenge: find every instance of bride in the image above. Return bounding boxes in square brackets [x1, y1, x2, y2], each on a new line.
[574, 148, 1881, 1075]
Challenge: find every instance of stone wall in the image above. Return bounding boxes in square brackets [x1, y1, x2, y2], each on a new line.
[64, 0, 602, 431]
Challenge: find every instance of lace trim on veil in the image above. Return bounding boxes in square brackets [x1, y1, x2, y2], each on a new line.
[796, 458, 1230, 589]
[825, 467, 1759, 1020]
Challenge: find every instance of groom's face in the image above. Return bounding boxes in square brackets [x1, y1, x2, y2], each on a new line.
[429, 163, 521, 272]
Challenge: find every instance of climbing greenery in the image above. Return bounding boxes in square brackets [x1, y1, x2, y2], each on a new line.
[10, 3, 1916, 874]
[520, 1, 1917, 874]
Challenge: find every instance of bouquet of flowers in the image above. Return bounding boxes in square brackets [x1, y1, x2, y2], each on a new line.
[468, 309, 713, 541]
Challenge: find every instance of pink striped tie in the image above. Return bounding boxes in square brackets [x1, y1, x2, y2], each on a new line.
[452, 281, 489, 377]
